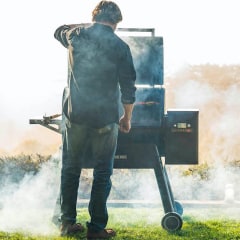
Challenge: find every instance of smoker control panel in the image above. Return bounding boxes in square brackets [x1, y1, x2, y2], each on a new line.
[165, 109, 199, 165]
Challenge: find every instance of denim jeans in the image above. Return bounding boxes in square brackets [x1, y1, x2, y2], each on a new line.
[60, 121, 118, 232]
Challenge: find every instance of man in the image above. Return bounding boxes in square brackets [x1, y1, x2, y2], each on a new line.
[54, 1, 136, 238]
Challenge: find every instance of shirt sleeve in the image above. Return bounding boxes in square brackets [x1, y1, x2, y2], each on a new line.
[119, 45, 136, 104]
[54, 24, 85, 48]
[54, 25, 72, 48]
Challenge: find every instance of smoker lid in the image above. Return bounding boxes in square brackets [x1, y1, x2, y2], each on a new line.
[121, 36, 164, 85]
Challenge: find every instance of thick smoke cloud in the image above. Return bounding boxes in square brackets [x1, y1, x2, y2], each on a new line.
[166, 65, 240, 164]
[0, 154, 61, 234]
[164, 65, 240, 210]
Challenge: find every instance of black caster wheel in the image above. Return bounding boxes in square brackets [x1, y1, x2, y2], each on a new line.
[174, 200, 183, 216]
[161, 212, 183, 232]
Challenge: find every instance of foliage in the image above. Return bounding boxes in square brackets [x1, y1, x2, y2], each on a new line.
[0, 154, 51, 185]
[229, 160, 240, 168]
[182, 163, 211, 180]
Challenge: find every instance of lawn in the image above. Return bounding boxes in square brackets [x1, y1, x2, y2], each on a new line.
[0, 207, 240, 240]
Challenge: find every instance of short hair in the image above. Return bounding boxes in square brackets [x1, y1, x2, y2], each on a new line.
[92, 1, 123, 24]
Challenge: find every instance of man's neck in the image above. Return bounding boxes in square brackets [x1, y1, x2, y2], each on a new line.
[95, 21, 117, 31]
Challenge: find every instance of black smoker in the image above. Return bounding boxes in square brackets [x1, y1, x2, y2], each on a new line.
[29, 28, 199, 232]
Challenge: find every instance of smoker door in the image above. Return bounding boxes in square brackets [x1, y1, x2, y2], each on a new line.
[131, 87, 165, 127]
[165, 110, 199, 165]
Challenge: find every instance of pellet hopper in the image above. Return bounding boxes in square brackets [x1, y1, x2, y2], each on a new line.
[29, 28, 199, 232]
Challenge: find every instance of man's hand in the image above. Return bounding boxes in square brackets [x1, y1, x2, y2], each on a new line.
[119, 116, 131, 133]
[119, 103, 134, 133]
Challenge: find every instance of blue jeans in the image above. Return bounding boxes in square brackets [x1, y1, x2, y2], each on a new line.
[60, 122, 118, 232]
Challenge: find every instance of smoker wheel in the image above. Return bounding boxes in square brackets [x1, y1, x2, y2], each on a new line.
[174, 201, 183, 216]
[161, 212, 183, 232]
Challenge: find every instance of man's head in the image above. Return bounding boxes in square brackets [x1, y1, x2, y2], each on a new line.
[92, 1, 122, 25]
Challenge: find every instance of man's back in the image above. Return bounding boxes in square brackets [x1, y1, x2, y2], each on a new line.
[58, 23, 136, 128]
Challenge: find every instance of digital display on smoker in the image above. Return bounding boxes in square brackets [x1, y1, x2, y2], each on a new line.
[177, 123, 187, 128]
[121, 37, 164, 85]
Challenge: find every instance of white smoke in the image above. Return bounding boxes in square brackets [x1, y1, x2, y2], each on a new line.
[162, 67, 240, 217]
[0, 153, 61, 235]
[168, 164, 239, 201]
[166, 66, 240, 164]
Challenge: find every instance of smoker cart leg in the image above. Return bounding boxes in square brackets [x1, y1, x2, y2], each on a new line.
[163, 166, 183, 216]
[153, 146, 183, 231]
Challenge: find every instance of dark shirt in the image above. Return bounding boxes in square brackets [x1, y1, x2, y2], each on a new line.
[54, 23, 136, 128]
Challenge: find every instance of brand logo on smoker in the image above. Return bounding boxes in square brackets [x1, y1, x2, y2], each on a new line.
[114, 155, 127, 160]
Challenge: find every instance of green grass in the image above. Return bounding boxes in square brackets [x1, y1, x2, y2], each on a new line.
[0, 208, 240, 240]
